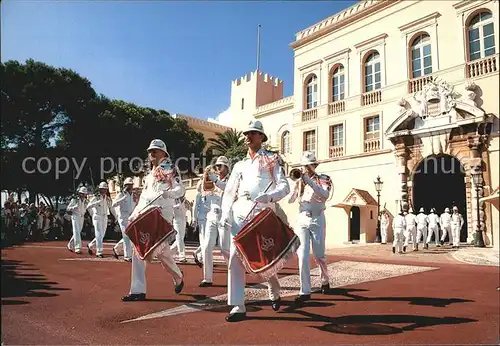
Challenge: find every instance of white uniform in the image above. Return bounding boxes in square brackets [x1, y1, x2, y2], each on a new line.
[201, 175, 230, 283]
[192, 180, 209, 263]
[380, 213, 389, 244]
[392, 214, 406, 253]
[416, 212, 428, 245]
[440, 212, 452, 244]
[426, 212, 440, 245]
[450, 212, 464, 247]
[170, 195, 187, 261]
[66, 196, 88, 252]
[288, 172, 332, 296]
[220, 148, 290, 314]
[87, 195, 116, 256]
[112, 190, 136, 260]
[128, 159, 185, 295]
[404, 212, 417, 249]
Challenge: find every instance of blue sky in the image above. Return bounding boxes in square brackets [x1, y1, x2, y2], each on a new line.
[2, 0, 357, 123]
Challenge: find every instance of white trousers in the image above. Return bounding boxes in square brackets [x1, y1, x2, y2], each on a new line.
[129, 245, 183, 294]
[392, 227, 404, 253]
[194, 219, 206, 262]
[441, 224, 452, 244]
[170, 214, 186, 260]
[68, 215, 84, 251]
[114, 218, 132, 259]
[451, 224, 461, 247]
[202, 215, 230, 283]
[426, 224, 439, 245]
[89, 216, 107, 255]
[380, 224, 388, 243]
[295, 211, 329, 295]
[227, 210, 280, 313]
[404, 226, 417, 248]
[416, 225, 427, 245]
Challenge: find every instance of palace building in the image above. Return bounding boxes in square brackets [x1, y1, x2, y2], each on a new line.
[224, 0, 499, 248]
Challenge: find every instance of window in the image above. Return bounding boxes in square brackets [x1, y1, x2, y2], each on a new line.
[365, 115, 380, 140]
[468, 11, 495, 61]
[281, 131, 290, 154]
[241, 98, 245, 110]
[364, 52, 381, 92]
[331, 124, 344, 147]
[331, 65, 345, 102]
[303, 130, 316, 154]
[411, 33, 432, 78]
[305, 75, 318, 109]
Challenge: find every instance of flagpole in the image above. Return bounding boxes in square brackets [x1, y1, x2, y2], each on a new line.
[256, 24, 261, 72]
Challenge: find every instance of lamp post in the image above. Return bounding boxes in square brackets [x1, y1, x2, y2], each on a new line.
[471, 171, 485, 247]
[374, 176, 383, 243]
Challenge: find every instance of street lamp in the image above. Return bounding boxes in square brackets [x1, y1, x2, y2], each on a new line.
[374, 176, 383, 243]
[471, 171, 486, 247]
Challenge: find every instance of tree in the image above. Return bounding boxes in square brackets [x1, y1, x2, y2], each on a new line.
[207, 129, 246, 161]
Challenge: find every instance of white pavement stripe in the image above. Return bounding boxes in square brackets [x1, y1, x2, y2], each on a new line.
[121, 260, 438, 323]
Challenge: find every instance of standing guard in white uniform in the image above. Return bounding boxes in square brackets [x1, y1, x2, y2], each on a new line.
[439, 207, 452, 246]
[191, 180, 207, 267]
[170, 182, 187, 263]
[111, 177, 135, 262]
[288, 151, 332, 303]
[392, 208, 406, 254]
[66, 186, 89, 254]
[199, 156, 230, 287]
[450, 206, 464, 249]
[121, 139, 185, 301]
[380, 209, 390, 244]
[425, 208, 440, 249]
[87, 182, 117, 258]
[405, 208, 418, 251]
[219, 120, 290, 322]
[416, 207, 428, 250]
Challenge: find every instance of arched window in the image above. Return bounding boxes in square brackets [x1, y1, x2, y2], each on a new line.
[411, 33, 432, 78]
[281, 131, 290, 154]
[331, 65, 345, 102]
[305, 75, 318, 109]
[364, 51, 381, 92]
[468, 11, 495, 61]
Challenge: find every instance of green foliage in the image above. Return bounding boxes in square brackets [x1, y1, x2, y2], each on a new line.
[207, 129, 246, 161]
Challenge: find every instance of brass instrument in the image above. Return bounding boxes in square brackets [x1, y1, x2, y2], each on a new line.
[289, 168, 302, 181]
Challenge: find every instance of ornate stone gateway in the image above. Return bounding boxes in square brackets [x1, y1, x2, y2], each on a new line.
[386, 78, 494, 243]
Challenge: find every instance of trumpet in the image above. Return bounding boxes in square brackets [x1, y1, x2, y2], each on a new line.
[202, 165, 218, 191]
[289, 168, 303, 181]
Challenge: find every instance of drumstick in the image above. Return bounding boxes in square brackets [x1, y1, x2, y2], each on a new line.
[242, 181, 273, 222]
[134, 190, 166, 216]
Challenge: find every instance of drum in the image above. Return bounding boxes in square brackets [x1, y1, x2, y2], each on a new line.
[233, 207, 300, 281]
[125, 206, 176, 262]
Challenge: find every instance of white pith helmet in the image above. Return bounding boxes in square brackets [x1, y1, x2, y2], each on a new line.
[77, 186, 88, 194]
[445, 207, 450, 213]
[430, 208, 436, 213]
[408, 207, 414, 213]
[147, 139, 169, 155]
[243, 119, 268, 142]
[98, 182, 108, 190]
[419, 207, 425, 213]
[123, 177, 134, 186]
[300, 151, 318, 166]
[215, 156, 230, 168]
[453, 206, 458, 212]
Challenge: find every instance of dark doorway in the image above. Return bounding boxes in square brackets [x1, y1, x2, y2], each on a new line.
[349, 206, 361, 242]
[413, 155, 468, 242]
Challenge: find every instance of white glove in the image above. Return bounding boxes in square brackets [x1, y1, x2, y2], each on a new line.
[254, 193, 272, 204]
[208, 172, 218, 182]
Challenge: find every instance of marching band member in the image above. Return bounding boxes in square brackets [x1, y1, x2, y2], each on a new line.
[450, 206, 464, 249]
[87, 182, 117, 258]
[425, 208, 440, 249]
[380, 209, 390, 244]
[416, 207, 428, 249]
[66, 186, 88, 254]
[392, 207, 406, 254]
[404, 208, 417, 251]
[288, 151, 331, 303]
[219, 120, 290, 322]
[200, 156, 230, 287]
[439, 207, 452, 246]
[170, 185, 187, 263]
[121, 139, 185, 301]
[191, 180, 207, 267]
[111, 177, 135, 262]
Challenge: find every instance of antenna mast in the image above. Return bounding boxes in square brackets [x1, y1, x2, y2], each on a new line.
[256, 24, 261, 71]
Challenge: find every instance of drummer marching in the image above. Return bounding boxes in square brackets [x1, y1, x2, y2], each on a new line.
[121, 139, 185, 302]
[219, 119, 290, 322]
[288, 151, 332, 302]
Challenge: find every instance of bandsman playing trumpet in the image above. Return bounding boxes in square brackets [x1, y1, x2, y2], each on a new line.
[288, 151, 332, 303]
[199, 156, 230, 287]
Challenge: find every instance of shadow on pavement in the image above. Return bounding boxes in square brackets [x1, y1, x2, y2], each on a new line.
[1, 259, 70, 305]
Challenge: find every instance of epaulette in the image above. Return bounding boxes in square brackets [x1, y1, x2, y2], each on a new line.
[264, 149, 285, 166]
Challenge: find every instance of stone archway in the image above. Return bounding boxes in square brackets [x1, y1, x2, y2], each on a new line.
[385, 78, 494, 244]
